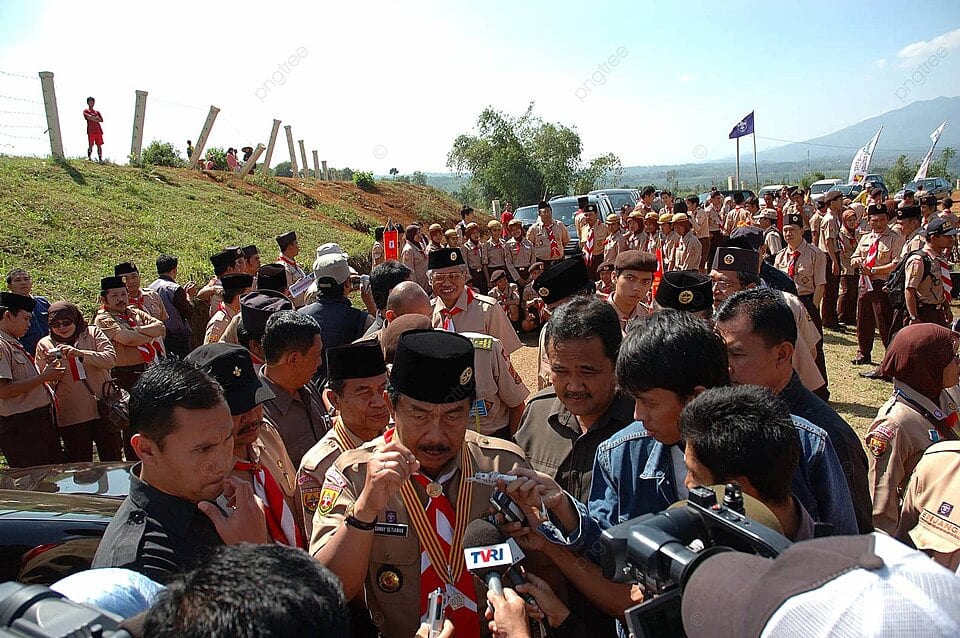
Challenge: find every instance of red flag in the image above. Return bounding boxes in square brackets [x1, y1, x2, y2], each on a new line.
[651, 247, 664, 297]
[384, 218, 399, 261]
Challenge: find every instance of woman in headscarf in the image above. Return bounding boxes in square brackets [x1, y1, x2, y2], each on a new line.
[400, 223, 429, 293]
[35, 302, 122, 462]
[865, 323, 960, 534]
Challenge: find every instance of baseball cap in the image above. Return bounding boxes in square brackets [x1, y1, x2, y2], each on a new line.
[926, 218, 960, 237]
[186, 343, 275, 415]
[754, 208, 778, 221]
[312, 243, 351, 289]
[682, 533, 960, 638]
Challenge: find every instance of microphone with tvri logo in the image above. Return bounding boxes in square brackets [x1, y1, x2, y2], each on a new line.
[463, 519, 538, 604]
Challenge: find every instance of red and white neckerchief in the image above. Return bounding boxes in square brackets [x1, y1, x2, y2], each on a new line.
[860, 236, 881, 292]
[66, 354, 87, 381]
[439, 288, 474, 332]
[234, 458, 305, 549]
[115, 310, 161, 363]
[545, 223, 561, 258]
[939, 257, 953, 301]
[583, 225, 595, 265]
[468, 241, 480, 258]
[604, 232, 618, 249]
[128, 289, 145, 311]
[384, 428, 479, 638]
[277, 254, 299, 268]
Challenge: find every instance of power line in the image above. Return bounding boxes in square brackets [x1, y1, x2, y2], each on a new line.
[755, 135, 928, 154]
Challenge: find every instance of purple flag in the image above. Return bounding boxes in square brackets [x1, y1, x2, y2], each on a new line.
[729, 111, 755, 139]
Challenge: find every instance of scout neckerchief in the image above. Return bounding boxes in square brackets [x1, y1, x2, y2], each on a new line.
[277, 254, 304, 278]
[545, 223, 561, 258]
[234, 457, 306, 548]
[128, 289, 145, 311]
[384, 427, 479, 638]
[439, 287, 473, 332]
[7, 335, 58, 413]
[860, 235, 880, 292]
[938, 254, 953, 301]
[787, 248, 802, 279]
[109, 307, 160, 363]
[583, 224, 595, 265]
[892, 388, 960, 442]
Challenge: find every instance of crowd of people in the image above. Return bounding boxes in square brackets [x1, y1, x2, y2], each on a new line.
[2, 182, 960, 637]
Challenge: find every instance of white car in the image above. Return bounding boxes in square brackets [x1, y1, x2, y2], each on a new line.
[809, 179, 844, 202]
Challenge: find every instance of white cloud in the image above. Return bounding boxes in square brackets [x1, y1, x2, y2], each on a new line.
[873, 58, 887, 69]
[896, 28, 960, 68]
[678, 73, 696, 82]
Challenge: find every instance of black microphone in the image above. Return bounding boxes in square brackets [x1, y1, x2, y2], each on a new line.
[462, 519, 537, 605]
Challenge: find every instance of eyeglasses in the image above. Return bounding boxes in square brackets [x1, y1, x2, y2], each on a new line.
[431, 273, 465, 283]
[49, 319, 74, 328]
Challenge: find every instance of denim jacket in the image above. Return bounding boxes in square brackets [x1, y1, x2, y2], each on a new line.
[547, 415, 858, 560]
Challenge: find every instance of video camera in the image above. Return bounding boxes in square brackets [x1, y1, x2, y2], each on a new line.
[0, 582, 133, 638]
[600, 484, 792, 638]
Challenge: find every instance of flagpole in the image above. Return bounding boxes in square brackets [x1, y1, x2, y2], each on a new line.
[753, 131, 760, 191]
[736, 137, 740, 190]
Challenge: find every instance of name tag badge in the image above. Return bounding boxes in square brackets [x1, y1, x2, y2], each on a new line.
[374, 522, 408, 537]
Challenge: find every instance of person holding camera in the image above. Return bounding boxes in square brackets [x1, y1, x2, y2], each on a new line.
[0, 292, 64, 467]
[36, 301, 122, 462]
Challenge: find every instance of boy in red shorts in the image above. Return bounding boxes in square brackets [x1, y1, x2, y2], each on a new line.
[84, 96, 104, 162]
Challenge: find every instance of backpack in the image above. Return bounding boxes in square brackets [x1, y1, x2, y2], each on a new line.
[884, 250, 932, 309]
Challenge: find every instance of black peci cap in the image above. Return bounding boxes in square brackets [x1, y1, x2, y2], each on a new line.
[221, 273, 254, 291]
[783, 213, 803, 228]
[114, 262, 138, 276]
[655, 270, 713, 313]
[896, 205, 922, 220]
[100, 276, 125, 291]
[534, 258, 590, 305]
[240, 290, 293, 342]
[242, 244, 259, 258]
[391, 330, 475, 404]
[326, 340, 387, 382]
[276, 231, 297, 250]
[210, 250, 238, 274]
[428, 247, 464, 270]
[712, 247, 761, 275]
[186, 343, 275, 415]
[728, 226, 764, 251]
[0, 292, 36, 314]
[256, 263, 287, 293]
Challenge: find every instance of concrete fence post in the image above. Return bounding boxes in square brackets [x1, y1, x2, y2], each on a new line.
[189, 106, 220, 169]
[240, 143, 265, 177]
[37, 71, 64, 159]
[284, 125, 299, 178]
[312, 150, 320, 182]
[322, 160, 329, 181]
[298, 139, 308, 178]
[260, 119, 281, 176]
[129, 90, 148, 165]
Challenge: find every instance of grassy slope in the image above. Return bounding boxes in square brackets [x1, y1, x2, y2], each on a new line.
[0, 157, 464, 315]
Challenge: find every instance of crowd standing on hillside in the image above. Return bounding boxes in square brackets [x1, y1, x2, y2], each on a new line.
[2, 182, 960, 636]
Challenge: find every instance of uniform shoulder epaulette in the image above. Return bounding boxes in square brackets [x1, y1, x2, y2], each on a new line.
[924, 440, 960, 454]
[299, 437, 342, 473]
[465, 429, 526, 460]
[469, 335, 494, 350]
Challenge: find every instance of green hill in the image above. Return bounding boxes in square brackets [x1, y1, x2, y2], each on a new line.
[0, 157, 464, 314]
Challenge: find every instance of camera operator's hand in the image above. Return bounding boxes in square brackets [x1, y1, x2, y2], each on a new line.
[485, 587, 533, 638]
[354, 439, 420, 521]
[515, 572, 570, 629]
[414, 619, 454, 638]
[198, 477, 270, 545]
[41, 358, 67, 383]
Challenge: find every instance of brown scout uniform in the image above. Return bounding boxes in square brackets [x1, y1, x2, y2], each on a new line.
[602, 229, 628, 264]
[460, 332, 529, 437]
[901, 228, 925, 257]
[865, 382, 960, 535]
[606, 293, 653, 332]
[400, 242, 429, 293]
[430, 289, 522, 354]
[774, 241, 827, 297]
[895, 440, 960, 572]
[129, 288, 168, 323]
[762, 226, 785, 261]
[310, 430, 529, 638]
[203, 304, 236, 345]
[526, 219, 570, 264]
[661, 231, 680, 270]
[298, 417, 368, 546]
[905, 246, 948, 325]
[259, 368, 331, 468]
[278, 256, 307, 308]
[673, 231, 703, 272]
[504, 237, 534, 283]
[461, 239, 484, 272]
[35, 327, 116, 427]
[482, 237, 507, 272]
[0, 329, 58, 466]
[232, 422, 303, 532]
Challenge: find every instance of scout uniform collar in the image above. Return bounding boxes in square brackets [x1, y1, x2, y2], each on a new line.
[332, 415, 365, 451]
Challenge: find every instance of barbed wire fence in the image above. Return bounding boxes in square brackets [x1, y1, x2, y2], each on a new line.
[0, 70, 47, 154]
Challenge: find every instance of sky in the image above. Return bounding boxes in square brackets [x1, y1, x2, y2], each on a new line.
[1, 0, 959, 173]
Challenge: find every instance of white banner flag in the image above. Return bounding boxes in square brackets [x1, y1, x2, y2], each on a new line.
[848, 127, 883, 185]
[913, 120, 947, 182]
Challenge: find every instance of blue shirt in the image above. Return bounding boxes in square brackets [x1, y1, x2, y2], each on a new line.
[19, 295, 49, 354]
[552, 415, 858, 561]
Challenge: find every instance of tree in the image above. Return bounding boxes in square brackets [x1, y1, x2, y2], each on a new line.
[411, 171, 427, 186]
[389, 167, 399, 179]
[141, 140, 185, 168]
[447, 103, 616, 206]
[273, 161, 293, 177]
[884, 155, 916, 191]
[927, 147, 956, 182]
[573, 154, 624, 193]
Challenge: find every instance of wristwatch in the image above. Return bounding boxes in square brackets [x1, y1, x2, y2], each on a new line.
[345, 505, 377, 531]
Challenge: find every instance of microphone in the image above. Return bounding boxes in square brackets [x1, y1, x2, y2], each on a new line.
[462, 520, 536, 605]
[463, 519, 513, 596]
